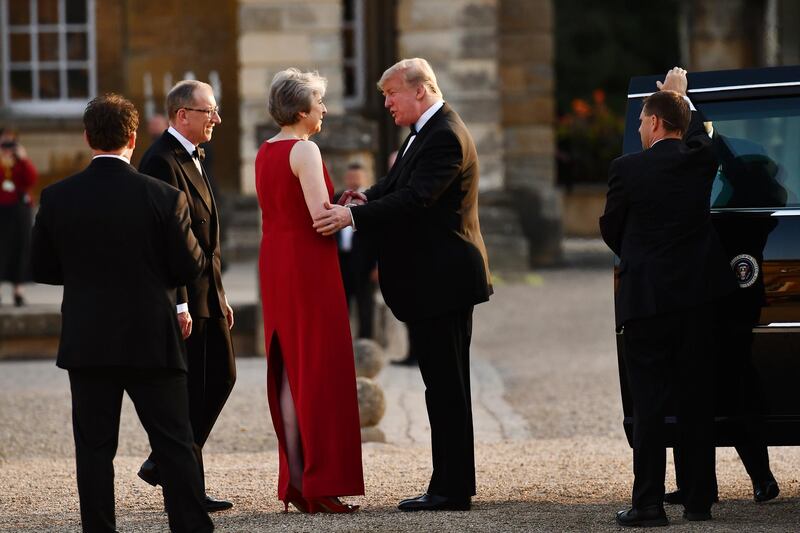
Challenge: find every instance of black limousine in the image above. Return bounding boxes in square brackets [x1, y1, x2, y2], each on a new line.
[616, 65, 800, 446]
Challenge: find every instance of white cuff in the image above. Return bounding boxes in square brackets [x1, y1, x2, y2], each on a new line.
[177, 303, 189, 314]
[347, 207, 356, 231]
[682, 95, 696, 111]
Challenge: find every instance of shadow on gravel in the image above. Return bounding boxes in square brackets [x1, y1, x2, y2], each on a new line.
[5, 498, 800, 532]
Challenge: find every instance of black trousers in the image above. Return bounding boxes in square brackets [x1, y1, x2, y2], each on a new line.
[673, 296, 773, 494]
[674, 443, 772, 499]
[340, 252, 375, 339]
[148, 317, 236, 487]
[407, 306, 475, 498]
[623, 304, 715, 512]
[68, 368, 212, 533]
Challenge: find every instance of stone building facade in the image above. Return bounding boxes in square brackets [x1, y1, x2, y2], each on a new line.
[238, 0, 561, 268]
[0, 0, 239, 192]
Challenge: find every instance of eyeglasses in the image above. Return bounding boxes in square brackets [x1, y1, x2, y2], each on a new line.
[182, 106, 220, 119]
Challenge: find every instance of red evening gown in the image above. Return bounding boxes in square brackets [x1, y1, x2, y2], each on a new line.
[255, 139, 364, 500]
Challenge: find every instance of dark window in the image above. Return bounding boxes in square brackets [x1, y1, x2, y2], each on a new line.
[703, 97, 800, 209]
[341, 0, 365, 107]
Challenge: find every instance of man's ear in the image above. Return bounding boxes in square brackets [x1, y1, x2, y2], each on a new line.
[415, 84, 426, 100]
[83, 130, 91, 148]
[128, 131, 137, 151]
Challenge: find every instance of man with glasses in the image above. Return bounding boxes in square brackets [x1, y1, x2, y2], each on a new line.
[138, 80, 236, 512]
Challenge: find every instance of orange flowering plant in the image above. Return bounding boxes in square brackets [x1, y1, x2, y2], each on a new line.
[557, 88, 624, 189]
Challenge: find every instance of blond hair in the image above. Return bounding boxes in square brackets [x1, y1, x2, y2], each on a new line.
[377, 58, 442, 97]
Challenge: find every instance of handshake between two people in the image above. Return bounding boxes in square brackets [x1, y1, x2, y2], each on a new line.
[312, 189, 368, 236]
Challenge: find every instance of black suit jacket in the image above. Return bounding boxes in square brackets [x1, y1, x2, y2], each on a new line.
[600, 112, 737, 329]
[334, 190, 376, 284]
[351, 103, 491, 322]
[31, 157, 206, 370]
[139, 131, 226, 318]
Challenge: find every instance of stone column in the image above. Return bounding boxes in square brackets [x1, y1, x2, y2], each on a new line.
[681, 0, 769, 70]
[497, 0, 561, 266]
[397, 0, 503, 189]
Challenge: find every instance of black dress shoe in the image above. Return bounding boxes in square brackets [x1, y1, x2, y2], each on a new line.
[204, 495, 233, 512]
[137, 459, 160, 486]
[683, 509, 712, 521]
[753, 478, 779, 502]
[391, 356, 418, 367]
[615, 506, 668, 527]
[663, 489, 719, 505]
[398, 493, 470, 512]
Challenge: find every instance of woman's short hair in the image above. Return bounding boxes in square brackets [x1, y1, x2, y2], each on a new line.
[642, 91, 690, 136]
[377, 58, 443, 97]
[166, 80, 211, 120]
[83, 93, 139, 151]
[268, 68, 327, 126]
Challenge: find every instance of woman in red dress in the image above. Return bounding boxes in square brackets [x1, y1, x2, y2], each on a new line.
[255, 68, 364, 513]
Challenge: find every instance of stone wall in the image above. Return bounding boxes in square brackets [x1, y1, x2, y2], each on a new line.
[397, 0, 503, 190]
[122, 0, 240, 189]
[238, 0, 346, 194]
[0, 0, 240, 194]
[498, 0, 561, 265]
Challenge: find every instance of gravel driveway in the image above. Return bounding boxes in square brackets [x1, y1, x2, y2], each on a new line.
[2, 241, 798, 531]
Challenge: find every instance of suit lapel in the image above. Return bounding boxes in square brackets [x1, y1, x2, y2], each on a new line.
[166, 137, 213, 212]
[383, 104, 448, 191]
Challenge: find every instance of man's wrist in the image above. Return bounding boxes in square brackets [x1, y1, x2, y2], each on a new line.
[345, 206, 356, 231]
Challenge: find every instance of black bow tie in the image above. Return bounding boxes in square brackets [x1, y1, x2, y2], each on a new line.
[409, 124, 418, 135]
[192, 147, 205, 161]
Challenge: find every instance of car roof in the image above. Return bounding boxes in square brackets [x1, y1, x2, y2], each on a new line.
[628, 65, 800, 98]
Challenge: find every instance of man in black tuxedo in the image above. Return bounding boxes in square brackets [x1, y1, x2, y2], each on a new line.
[30, 94, 212, 533]
[313, 58, 492, 511]
[600, 68, 737, 527]
[335, 162, 377, 339]
[138, 80, 235, 512]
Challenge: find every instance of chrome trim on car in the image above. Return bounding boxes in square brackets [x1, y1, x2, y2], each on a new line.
[755, 324, 800, 333]
[628, 81, 800, 99]
[707, 208, 800, 215]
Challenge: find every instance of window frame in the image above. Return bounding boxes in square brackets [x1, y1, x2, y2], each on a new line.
[1, 0, 97, 116]
[341, 0, 366, 109]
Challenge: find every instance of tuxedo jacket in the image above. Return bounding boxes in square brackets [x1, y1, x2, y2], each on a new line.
[30, 157, 206, 370]
[600, 112, 737, 329]
[334, 191, 376, 284]
[139, 132, 226, 318]
[351, 103, 491, 322]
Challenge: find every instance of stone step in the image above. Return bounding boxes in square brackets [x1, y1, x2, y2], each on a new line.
[0, 303, 261, 360]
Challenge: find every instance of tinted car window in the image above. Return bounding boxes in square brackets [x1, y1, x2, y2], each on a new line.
[703, 96, 800, 209]
[624, 95, 800, 209]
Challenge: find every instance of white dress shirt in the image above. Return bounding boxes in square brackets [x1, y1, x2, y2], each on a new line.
[168, 126, 203, 174]
[92, 154, 130, 163]
[401, 99, 444, 157]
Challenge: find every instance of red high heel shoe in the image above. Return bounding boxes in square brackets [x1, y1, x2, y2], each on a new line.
[306, 496, 359, 514]
[281, 485, 313, 513]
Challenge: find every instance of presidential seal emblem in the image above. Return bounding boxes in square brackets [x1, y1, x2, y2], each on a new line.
[730, 254, 759, 288]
